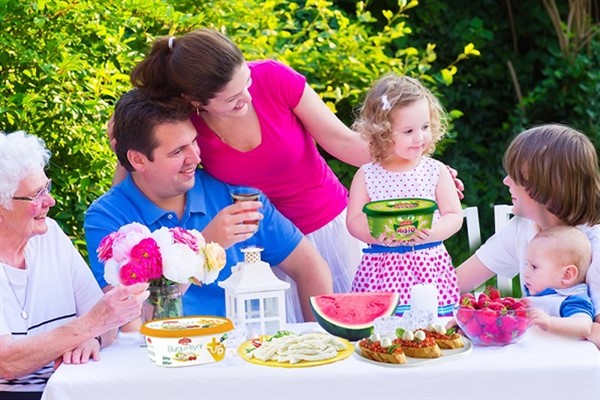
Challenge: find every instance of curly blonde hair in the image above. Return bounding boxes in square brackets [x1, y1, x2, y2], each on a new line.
[352, 74, 448, 162]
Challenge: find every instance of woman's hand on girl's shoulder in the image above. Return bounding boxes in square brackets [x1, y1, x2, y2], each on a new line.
[446, 165, 465, 200]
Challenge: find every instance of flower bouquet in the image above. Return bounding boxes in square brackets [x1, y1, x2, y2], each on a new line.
[97, 222, 226, 320]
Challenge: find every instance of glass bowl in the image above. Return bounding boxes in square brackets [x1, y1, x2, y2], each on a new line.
[453, 305, 532, 346]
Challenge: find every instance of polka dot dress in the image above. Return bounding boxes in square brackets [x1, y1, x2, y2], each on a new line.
[351, 157, 460, 315]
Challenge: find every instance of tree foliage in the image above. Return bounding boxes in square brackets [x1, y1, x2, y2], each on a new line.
[387, 0, 600, 263]
[0, 0, 206, 250]
[0, 0, 477, 258]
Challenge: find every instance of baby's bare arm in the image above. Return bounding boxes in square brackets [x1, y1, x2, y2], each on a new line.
[530, 309, 592, 339]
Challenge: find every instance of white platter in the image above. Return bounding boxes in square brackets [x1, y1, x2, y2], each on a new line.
[354, 337, 472, 368]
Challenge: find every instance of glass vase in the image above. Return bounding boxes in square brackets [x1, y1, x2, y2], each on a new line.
[142, 284, 183, 322]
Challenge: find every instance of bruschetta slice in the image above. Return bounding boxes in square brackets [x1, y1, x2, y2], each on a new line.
[423, 324, 464, 349]
[398, 329, 442, 359]
[358, 335, 407, 364]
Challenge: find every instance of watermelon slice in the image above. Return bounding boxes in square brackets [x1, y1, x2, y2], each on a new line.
[310, 292, 399, 341]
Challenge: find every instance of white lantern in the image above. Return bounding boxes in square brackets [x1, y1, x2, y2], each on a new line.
[218, 247, 290, 338]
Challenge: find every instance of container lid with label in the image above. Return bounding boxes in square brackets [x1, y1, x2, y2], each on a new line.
[363, 198, 438, 216]
[140, 316, 233, 338]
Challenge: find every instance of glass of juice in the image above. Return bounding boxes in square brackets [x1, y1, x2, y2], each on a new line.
[230, 187, 260, 225]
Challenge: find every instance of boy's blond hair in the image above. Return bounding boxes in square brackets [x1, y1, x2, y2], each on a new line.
[530, 226, 592, 282]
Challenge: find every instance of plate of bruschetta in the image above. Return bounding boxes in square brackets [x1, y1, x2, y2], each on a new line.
[354, 325, 472, 367]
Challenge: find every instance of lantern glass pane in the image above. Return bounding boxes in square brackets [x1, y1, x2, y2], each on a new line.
[265, 321, 280, 335]
[245, 298, 261, 319]
[230, 296, 238, 322]
[263, 297, 279, 317]
[247, 322, 262, 339]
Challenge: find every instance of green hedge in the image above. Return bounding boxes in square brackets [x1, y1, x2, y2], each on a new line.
[1, 0, 477, 259]
[1, 0, 207, 250]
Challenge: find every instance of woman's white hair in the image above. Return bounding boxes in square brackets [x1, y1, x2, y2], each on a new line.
[0, 130, 51, 209]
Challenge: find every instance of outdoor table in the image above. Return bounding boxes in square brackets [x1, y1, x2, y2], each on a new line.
[41, 322, 600, 400]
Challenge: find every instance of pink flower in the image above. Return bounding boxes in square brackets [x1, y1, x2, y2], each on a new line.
[119, 261, 150, 285]
[170, 227, 200, 252]
[97, 231, 117, 262]
[111, 225, 151, 263]
[119, 222, 152, 236]
[129, 238, 163, 281]
[100, 222, 226, 287]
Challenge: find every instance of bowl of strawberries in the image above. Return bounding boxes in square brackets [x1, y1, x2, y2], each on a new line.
[453, 286, 532, 346]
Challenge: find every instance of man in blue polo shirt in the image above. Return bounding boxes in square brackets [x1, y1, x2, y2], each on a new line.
[85, 90, 332, 322]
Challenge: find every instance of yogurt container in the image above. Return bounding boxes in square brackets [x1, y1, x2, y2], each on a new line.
[363, 198, 437, 241]
[140, 316, 233, 367]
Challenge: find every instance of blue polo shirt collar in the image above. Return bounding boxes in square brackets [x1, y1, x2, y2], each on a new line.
[122, 172, 207, 226]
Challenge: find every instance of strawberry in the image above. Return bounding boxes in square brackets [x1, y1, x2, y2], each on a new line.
[464, 318, 483, 337]
[475, 308, 497, 326]
[456, 307, 474, 325]
[514, 313, 531, 331]
[501, 297, 516, 309]
[497, 330, 516, 344]
[459, 293, 476, 308]
[478, 331, 496, 345]
[479, 323, 501, 344]
[487, 301, 507, 312]
[477, 293, 491, 309]
[512, 299, 528, 310]
[514, 307, 529, 319]
[498, 314, 518, 333]
[485, 286, 501, 301]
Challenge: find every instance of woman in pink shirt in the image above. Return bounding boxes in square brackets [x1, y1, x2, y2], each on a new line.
[128, 28, 370, 321]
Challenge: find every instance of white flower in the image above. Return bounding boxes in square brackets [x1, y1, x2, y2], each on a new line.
[202, 269, 220, 285]
[189, 229, 206, 248]
[161, 242, 200, 283]
[103, 258, 123, 286]
[99, 222, 227, 287]
[189, 251, 208, 284]
[150, 227, 172, 248]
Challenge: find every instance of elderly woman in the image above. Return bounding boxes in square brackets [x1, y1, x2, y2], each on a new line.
[0, 131, 149, 400]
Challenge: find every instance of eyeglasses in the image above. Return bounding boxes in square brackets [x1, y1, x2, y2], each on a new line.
[12, 179, 52, 204]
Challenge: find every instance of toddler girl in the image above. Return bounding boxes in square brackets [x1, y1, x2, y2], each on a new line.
[347, 74, 463, 316]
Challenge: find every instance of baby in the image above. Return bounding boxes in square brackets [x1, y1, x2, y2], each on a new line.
[524, 226, 594, 339]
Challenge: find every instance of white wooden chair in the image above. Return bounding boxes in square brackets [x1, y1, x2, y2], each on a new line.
[462, 206, 481, 252]
[493, 204, 515, 295]
[461, 206, 484, 294]
[472, 204, 517, 296]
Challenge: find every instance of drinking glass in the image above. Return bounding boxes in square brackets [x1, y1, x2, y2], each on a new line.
[230, 187, 260, 226]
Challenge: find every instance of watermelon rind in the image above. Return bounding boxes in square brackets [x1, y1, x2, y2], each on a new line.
[310, 292, 399, 341]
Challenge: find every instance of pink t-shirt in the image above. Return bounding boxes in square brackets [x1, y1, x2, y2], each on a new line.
[191, 60, 347, 234]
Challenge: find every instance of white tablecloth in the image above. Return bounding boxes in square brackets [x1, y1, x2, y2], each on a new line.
[42, 323, 600, 400]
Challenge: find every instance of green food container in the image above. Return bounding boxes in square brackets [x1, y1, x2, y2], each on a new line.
[363, 198, 438, 241]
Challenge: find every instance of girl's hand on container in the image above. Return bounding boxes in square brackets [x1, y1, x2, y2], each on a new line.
[410, 229, 431, 243]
